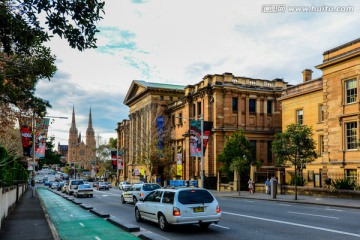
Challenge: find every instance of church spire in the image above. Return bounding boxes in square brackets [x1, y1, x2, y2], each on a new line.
[69, 106, 78, 135]
[86, 107, 95, 138]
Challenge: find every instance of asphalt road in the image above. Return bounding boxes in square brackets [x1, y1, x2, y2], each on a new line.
[73, 187, 360, 240]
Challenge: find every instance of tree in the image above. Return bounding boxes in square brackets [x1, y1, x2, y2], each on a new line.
[1, 0, 105, 125]
[272, 123, 318, 200]
[217, 130, 253, 193]
[38, 136, 62, 169]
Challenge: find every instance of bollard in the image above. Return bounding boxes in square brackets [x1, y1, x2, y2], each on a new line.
[271, 180, 277, 199]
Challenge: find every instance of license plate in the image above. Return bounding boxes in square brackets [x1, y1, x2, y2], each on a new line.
[193, 207, 204, 213]
[81, 191, 90, 194]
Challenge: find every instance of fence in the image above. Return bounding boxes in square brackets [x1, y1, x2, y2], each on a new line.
[284, 171, 360, 188]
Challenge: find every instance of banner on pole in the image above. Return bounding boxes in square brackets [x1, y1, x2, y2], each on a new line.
[189, 120, 213, 157]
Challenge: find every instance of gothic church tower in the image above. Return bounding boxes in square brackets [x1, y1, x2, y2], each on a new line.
[67, 107, 96, 170]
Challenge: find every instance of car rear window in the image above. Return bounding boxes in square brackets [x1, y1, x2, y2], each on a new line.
[79, 185, 91, 189]
[142, 184, 161, 191]
[178, 189, 214, 204]
[71, 180, 84, 185]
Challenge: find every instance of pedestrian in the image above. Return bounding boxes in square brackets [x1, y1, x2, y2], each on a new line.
[265, 178, 271, 195]
[248, 178, 254, 194]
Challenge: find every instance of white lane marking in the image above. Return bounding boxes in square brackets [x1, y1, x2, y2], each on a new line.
[326, 208, 343, 212]
[95, 237, 101, 240]
[222, 211, 360, 237]
[93, 190, 122, 197]
[212, 224, 230, 229]
[288, 211, 340, 219]
[70, 214, 73, 217]
[79, 222, 85, 227]
[278, 204, 291, 206]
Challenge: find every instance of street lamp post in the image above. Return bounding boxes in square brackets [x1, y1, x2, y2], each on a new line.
[177, 114, 205, 188]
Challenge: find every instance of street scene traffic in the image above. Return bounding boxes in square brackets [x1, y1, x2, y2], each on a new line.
[32, 181, 360, 240]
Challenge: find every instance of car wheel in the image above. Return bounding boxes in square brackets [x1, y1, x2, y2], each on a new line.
[199, 222, 211, 229]
[158, 213, 169, 231]
[133, 196, 137, 205]
[135, 207, 142, 222]
[121, 196, 126, 204]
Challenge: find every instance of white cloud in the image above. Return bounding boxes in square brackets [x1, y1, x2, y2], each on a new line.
[36, 0, 360, 145]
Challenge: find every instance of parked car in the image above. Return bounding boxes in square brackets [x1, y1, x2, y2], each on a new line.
[44, 181, 51, 186]
[74, 184, 93, 198]
[135, 187, 221, 231]
[121, 183, 161, 205]
[106, 182, 112, 188]
[50, 182, 59, 189]
[118, 181, 132, 191]
[66, 179, 85, 195]
[97, 181, 109, 190]
[61, 182, 69, 193]
[57, 182, 65, 191]
[93, 181, 99, 187]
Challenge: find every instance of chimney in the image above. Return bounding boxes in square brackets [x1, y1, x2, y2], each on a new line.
[302, 69, 313, 82]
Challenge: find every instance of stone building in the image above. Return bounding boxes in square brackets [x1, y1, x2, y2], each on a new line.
[120, 80, 185, 183]
[279, 38, 360, 187]
[67, 107, 96, 170]
[117, 75, 288, 187]
[168, 73, 287, 188]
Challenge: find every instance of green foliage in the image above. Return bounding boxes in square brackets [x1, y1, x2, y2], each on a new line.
[108, 138, 117, 149]
[290, 176, 306, 186]
[0, 145, 28, 187]
[1, 0, 105, 118]
[272, 124, 318, 168]
[40, 136, 62, 167]
[332, 178, 356, 190]
[217, 130, 253, 179]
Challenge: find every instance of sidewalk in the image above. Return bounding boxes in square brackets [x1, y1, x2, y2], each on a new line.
[0, 187, 54, 240]
[210, 190, 360, 209]
[0, 188, 359, 240]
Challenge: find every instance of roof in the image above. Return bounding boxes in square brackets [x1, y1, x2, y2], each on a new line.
[134, 80, 185, 90]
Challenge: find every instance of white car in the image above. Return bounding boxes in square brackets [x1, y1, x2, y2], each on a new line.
[74, 184, 93, 198]
[134, 187, 221, 231]
[118, 181, 132, 190]
[121, 183, 161, 205]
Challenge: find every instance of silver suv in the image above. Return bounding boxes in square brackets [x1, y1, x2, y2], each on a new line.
[66, 179, 84, 195]
[135, 187, 221, 231]
[121, 183, 161, 204]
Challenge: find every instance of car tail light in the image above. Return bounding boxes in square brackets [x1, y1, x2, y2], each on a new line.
[173, 207, 181, 216]
[140, 192, 144, 197]
[216, 205, 221, 213]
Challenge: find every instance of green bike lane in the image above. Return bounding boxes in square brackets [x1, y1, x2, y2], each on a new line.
[37, 187, 140, 240]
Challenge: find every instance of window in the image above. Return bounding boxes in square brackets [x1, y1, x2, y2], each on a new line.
[267, 100, 272, 114]
[319, 104, 324, 122]
[345, 79, 357, 104]
[249, 140, 256, 161]
[170, 96, 173, 101]
[178, 112, 182, 125]
[162, 191, 175, 204]
[249, 99, 256, 113]
[160, 95, 164, 101]
[345, 169, 357, 183]
[197, 102, 202, 115]
[296, 109, 303, 124]
[232, 97, 238, 112]
[345, 122, 357, 150]
[178, 189, 214, 204]
[319, 135, 324, 155]
[192, 104, 196, 118]
[171, 115, 175, 127]
[267, 141, 273, 163]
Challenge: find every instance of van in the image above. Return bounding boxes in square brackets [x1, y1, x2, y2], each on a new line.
[66, 179, 84, 195]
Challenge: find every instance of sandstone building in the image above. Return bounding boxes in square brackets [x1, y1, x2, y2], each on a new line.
[67, 107, 96, 170]
[279, 38, 360, 187]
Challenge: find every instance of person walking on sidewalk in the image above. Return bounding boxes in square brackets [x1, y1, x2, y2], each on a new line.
[265, 178, 271, 195]
[248, 179, 254, 194]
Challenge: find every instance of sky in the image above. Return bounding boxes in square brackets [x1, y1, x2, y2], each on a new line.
[36, 0, 360, 147]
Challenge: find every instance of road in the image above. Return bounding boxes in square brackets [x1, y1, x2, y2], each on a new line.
[70, 186, 360, 240]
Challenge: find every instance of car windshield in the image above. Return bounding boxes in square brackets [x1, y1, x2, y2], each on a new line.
[71, 180, 84, 185]
[178, 189, 214, 204]
[142, 184, 161, 191]
[123, 182, 131, 185]
[99, 182, 106, 185]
